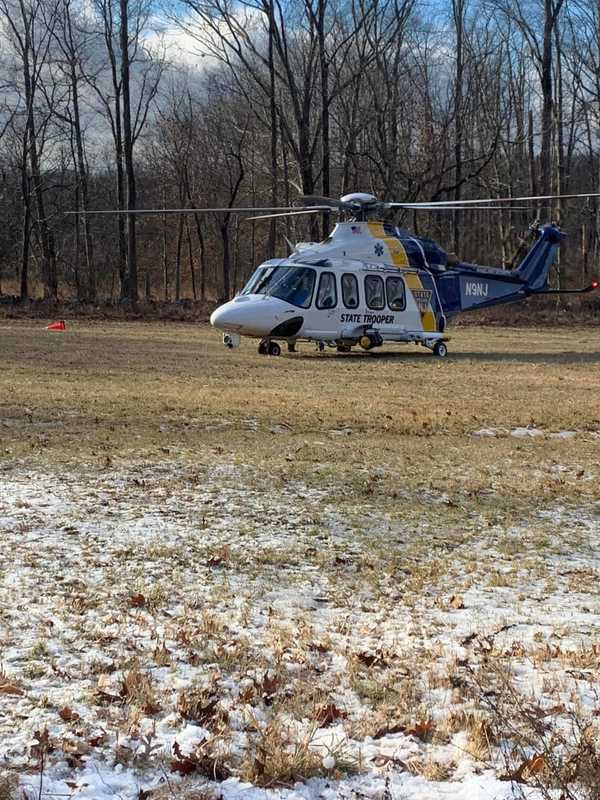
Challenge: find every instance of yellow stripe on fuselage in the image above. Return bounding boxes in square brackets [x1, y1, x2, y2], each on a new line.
[367, 221, 437, 332]
[367, 222, 409, 267]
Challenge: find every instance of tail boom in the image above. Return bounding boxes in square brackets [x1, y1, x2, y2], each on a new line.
[435, 224, 565, 318]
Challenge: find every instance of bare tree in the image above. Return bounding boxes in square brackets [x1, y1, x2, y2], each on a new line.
[85, 0, 164, 302]
[1, 0, 60, 299]
[49, 0, 96, 299]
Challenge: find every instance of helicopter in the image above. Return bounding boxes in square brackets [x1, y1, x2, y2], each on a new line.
[208, 191, 599, 357]
[77, 189, 599, 357]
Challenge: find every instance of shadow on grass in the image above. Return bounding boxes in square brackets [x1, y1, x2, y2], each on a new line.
[290, 349, 600, 365]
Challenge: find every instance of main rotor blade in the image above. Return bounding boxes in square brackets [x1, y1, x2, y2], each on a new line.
[389, 191, 600, 208]
[65, 206, 333, 216]
[247, 205, 528, 220]
[391, 204, 529, 211]
[300, 195, 347, 210]
[245, 209, 331, 221]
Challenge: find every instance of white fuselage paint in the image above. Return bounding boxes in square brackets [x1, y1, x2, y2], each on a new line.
[211, 262, 437, 344]
[210, 222, 446, 346]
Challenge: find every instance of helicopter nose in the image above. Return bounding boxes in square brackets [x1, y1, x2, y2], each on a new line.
[210, 297, 273, 335]
[211, 296, 301, 337]
[210, 302, 238, 331]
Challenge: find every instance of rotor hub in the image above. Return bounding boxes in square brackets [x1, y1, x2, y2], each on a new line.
[340, 192, 378, 207]
[338, 192, 383, 221]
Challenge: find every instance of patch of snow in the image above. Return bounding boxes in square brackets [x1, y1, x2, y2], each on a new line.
[510, 427, 545, 438]
[0, 461, 597, 800]
[471, 427, 508, 438]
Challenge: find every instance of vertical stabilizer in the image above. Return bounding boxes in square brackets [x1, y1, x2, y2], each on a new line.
[514, 224, 564, 291]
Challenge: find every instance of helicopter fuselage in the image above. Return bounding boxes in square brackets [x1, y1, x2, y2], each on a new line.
[211, 257, 445, 347]
[209, 219, 574, 356]
[211, 220, 451, 352]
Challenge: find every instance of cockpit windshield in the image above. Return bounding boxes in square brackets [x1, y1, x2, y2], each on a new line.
[241, 265, 316, 309]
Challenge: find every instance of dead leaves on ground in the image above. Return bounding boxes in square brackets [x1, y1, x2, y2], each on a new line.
[171, 739, 231, 781]
[26, 726, 109, 772]
[259, 671, 279, 704]
[0, 668, 24, 695]
[0, 682, 24, 695]
[371, 754, 409, 769]
[95, 669, 160, 715]
[356, 649, 406, 670]
[58, 706, 80, 723]
[373, 719, 436, 743]
[129, 593, 146, 608]
[315, 702, 347, 727]
[500, 754, 546, 783]
[176, 690, 228, 730]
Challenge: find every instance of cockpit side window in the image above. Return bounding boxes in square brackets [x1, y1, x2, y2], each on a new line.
[241, 267, 271, 295]
[365, 275, 384, 310]
[342, 273, 359, 309]
[386, 276, 406, 311]
[240, 265, 315, 308]
[316, 272, 338, 309]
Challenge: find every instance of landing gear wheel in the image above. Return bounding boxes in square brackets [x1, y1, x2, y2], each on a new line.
[433, 341, 448, 358]
[337, 344, 351, 353]
[258, 339, 269, 355]
[268, 341, 281, 356]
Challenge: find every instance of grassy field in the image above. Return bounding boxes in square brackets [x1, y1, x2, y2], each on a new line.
[2, 320, 600, 486]
[0, 321, 599, 799]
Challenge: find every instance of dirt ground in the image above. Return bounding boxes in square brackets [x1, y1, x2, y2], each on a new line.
[0, 321, 599, 799]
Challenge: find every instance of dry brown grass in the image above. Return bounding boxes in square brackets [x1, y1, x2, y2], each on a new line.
[472, 664, 600, 800]
[240, 715, 359, 787]
[0, 321, 599, 508]
[0, 772, 18, 800]
[408, 756, 456, 781]
[120, 666, 160, 716]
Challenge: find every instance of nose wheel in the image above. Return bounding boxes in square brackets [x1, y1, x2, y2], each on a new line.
[258, 339, 281, 356]
[433, 341, 448, 358]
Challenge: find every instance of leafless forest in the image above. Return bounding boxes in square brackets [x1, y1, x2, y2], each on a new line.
[0, 0, 599, 305]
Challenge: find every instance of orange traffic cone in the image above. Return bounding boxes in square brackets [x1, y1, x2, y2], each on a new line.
[46, 320, 66, 331]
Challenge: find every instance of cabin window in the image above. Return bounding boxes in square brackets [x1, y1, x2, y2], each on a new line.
[316, 272, 337, 309]
[365, 275, 384, 309]
[241, 265, 315, 308]
[342, 274, 359, 308]
[386, 276, 406, 311]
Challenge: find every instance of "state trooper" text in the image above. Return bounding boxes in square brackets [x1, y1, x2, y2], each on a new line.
[340, 313, 395, 324]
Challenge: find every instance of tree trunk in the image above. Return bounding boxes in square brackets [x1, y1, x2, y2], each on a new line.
[120, 0, 137, 305]
[70, 64, 96, 301]
[186, 222, 197, 301]
[175, 213, 184, 301]
[20, 165, 31, 301]
[528, 109, 538, 200]
[540, 0, 563, 200]
[317, 0, 330, 238]
[115, 107, 127, 295]
[195, 214, 206, 301]
[220, 220, 231, 300]
[452, 0, 465, 254]
[162, 203, 169, 301]
[267, 0, 278, 258]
